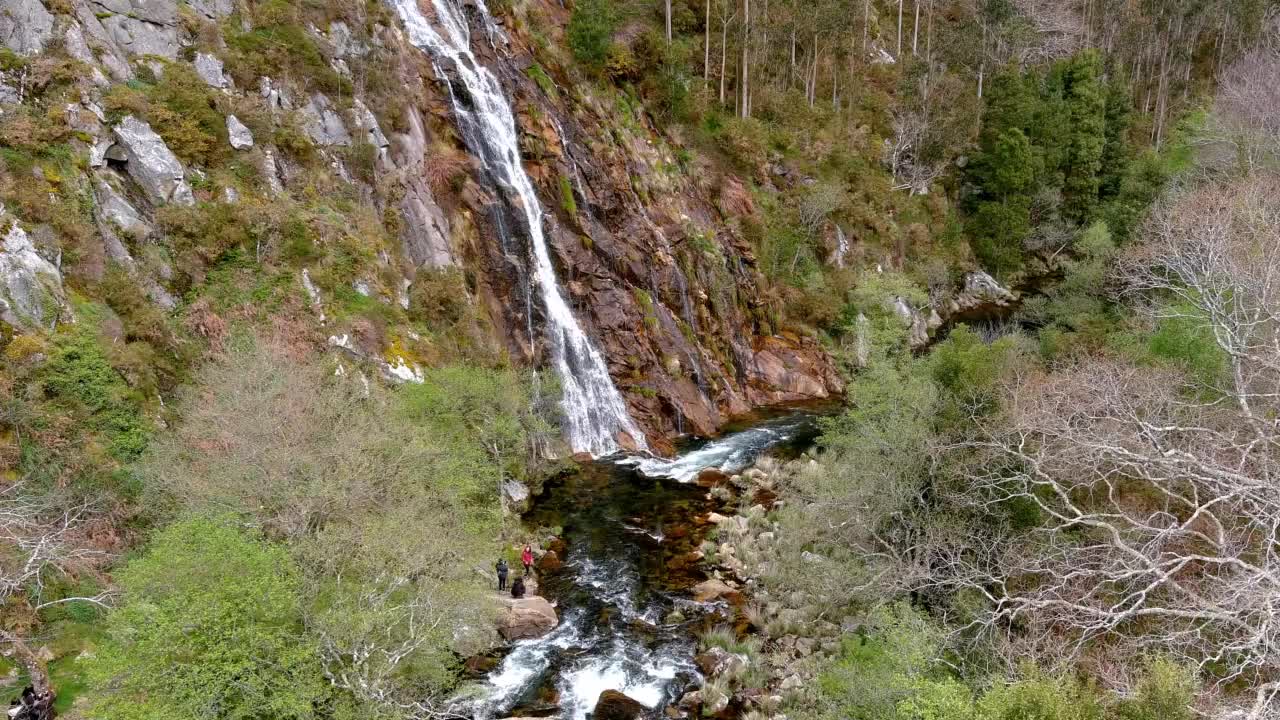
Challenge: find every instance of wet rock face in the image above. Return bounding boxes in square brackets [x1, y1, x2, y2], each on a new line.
[592, 690, 647, 720]
[446, 7, 842, 453]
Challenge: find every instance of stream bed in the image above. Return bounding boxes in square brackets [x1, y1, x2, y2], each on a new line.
[463, 411, 823, 720]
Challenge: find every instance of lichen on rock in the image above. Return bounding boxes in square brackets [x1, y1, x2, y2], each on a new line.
[0, 211, 66, 330]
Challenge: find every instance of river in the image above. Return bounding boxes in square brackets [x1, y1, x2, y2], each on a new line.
[461, 411, 822, 720]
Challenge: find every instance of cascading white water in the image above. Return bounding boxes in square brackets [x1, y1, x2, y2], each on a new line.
[620, 413, 817, 482]
[390, 0, 646, 456]
[833, 224, 849, 268]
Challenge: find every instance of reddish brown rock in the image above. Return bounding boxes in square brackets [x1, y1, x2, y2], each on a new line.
[593, 690, 647, 720]
[696, 469, 731, 487]
[537, 549, 563, 572]
[692, 578, 738, 603]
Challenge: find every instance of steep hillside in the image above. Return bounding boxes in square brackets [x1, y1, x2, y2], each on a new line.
[0, 0, 842, 461]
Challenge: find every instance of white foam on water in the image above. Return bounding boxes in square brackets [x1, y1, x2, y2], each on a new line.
[467, 611, 584, 717]
[620, 415, 812, 482]
[622, 523, 665, 543]
[388, 0, 646, 457]
[558, 648, 691, 720]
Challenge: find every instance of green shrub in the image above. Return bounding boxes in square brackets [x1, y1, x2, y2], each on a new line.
[41, 327, 149, 461]
[559, 175, 577, 215]
[567, 0, 616, 72]
[1147, 303, 1227, 386]
[85, 515, 330, 720]
[1114, 658, 1196, 720]
[226, 10, 347, 96]
[343, 141, 378, 184]
[896, 679, 976, 720]
[148, 63, 228, 165]
[929, 325, 1023, 427]
[977, 670, 1103, 720]
[527, 63, 559, 99]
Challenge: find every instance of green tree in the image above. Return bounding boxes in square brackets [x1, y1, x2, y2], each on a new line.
[928, 325, 1024, 428]
[86, 516, 329, 720]
[1099, 80, 1133, 200]
[970, 196, 1031, 274]
[138, 339, 524, 714]
[1061, 50, 1107, 222]
[983, 128, 1038, 198]
[978, 69, 1037, 152]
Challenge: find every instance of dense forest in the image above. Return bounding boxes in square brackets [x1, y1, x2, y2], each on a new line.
[1, 0, 1279, 718]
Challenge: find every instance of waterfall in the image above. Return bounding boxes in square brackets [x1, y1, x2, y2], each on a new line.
[390, 0, 646, 456]
[833, 224, 849, 268]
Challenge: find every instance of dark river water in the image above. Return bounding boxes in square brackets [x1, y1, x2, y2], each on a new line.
[461, 411, 823, 720]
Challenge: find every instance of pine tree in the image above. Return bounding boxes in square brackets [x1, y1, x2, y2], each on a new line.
[1099, 79, 1134, 201]
[1061, 49, 1107, 223]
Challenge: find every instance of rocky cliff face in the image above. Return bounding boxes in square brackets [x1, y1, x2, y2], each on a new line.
[0, 0, 840, 455]
[446, 3, 842, 452]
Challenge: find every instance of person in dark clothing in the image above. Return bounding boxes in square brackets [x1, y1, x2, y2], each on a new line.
[8, 686, 53, 720]
[510, 576, 526, 599]
[495, 558, 509, 591]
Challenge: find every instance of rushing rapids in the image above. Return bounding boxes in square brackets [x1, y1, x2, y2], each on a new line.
[620, 413, 820, 483]
[389, 0, 646, 457]
[460, 413, 821, 720]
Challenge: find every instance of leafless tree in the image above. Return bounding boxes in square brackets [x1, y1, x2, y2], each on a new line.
[932, 175, 1280, 718]
[0, 484, 111, 694]
[885, 107, 943, 195]
[1209, 40, 1280, 173]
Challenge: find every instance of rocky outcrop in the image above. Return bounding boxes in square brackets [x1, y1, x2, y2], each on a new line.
[892, 296, 942, 349]
[93, 172, 151, 240]
[194, 52, 229, 89]
[301, 93, 351, 147]
[351, 98, 389, 157]
[0, 213, 66, 329]
[692, 578, 738, 603]
[0, 0, 840, 457]
[696, 646, 747, 678]
[227, 115, 254, 150]
[502, 479, 530, 514]
[0, 0, 54, 56]
[944, 270, 1019, 322]
[592, 690, 647, 720]
[110, 116, 194, 206]
[186, 0, 232, 19]
[894, 270, 1019, 349]
[497, 595, 558, 641]
[90, 0, 180, 60]
[392, 110, 454, 269]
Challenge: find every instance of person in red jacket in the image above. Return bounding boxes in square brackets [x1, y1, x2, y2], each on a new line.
[521, 545, 534, 577]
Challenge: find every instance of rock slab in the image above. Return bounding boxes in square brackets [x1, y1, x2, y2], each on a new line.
[497, 595, 557, 641]
[111, 116, 194, 206]
[227, 114, 254, 150]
